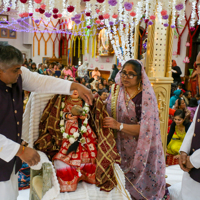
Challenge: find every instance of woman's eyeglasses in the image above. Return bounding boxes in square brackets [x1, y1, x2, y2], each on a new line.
[120, 71, 137, 79]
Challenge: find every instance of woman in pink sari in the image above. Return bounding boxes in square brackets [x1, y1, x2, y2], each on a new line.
[62, 65, 73, 80]
[104, 59, 166, 199]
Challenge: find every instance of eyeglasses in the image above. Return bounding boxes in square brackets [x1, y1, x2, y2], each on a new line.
[120, 71, 137, 79]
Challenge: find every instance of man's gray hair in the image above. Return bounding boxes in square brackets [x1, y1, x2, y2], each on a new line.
[0, 44, 23, 71]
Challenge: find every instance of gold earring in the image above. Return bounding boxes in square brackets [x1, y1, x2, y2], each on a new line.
[138, 82, 141, 90]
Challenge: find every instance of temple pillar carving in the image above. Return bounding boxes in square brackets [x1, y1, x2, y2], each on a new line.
[146, 15, 174, 156]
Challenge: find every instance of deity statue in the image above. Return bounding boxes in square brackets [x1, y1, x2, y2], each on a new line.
[34, 91, 120, 193]
[52, 90, 97, 192]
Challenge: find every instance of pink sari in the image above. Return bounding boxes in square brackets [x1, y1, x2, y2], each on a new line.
[107, 60, 165, 199]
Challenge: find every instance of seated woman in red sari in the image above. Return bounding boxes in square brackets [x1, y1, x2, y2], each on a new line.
[53, 90, 97, 192]
[104, 60, 166, 199]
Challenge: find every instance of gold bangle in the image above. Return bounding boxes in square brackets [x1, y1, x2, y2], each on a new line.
[18, 146, 25, 157]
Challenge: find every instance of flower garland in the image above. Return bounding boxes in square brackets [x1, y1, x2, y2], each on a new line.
[198, 2, 200, 25]
[3, 0, 9, 11]
[190, 0, 197, 27]
[60, 98, 90, 145]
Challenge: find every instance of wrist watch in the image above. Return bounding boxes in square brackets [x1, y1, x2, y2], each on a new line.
[119, 123, 123, 131]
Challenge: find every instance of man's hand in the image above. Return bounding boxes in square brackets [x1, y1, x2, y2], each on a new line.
[103, 117, 120, 130]
[179, 151, 190, 172]
[16, 146, 40, 166]
[71, 82, 93, 105]
[186, 156, 194, 169]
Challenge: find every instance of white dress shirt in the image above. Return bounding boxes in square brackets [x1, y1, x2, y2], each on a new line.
[179, 106, 200, 200]
[0, 67, 73, 163]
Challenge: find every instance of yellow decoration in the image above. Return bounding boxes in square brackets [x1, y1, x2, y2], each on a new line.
[74, 37, 77, 57]
[92, 35, 96, 57]
[32, 18, 60, 57]
[87, 36, 90, 54]
[78, 37, 81, 58]
[82, 36, 85, 55]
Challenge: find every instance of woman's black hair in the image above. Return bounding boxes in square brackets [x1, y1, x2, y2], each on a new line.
[178, 98, 185, 107]
[75, 77, 81, 83]
[101, 78, 107, 85]
[184, 91, 191, 98]
[122, 60, 142, 81]
[31, 62, 36, 68]
[174, 109, 188, 126]
[189, 97, 198, 107]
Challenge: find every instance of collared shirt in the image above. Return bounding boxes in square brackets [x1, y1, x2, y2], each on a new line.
[179, 106, 200, 200]
[0, 67, 73, 163]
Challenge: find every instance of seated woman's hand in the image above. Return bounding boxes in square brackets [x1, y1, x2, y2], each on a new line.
[103, 117, 120, 130]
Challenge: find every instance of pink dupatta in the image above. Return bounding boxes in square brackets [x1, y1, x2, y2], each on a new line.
[107, 59, 165, 199]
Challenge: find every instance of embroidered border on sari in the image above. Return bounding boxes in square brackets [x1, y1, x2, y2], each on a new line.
[111, 84, 120, 120]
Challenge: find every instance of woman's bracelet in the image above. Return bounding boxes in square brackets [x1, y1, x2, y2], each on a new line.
[18, 146, 25, 157]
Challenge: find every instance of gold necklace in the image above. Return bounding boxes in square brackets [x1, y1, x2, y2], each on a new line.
[125, 88, 141, 107]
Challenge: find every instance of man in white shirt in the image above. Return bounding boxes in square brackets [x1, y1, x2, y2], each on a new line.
[179, 52, 200, 200]
[0, 44, 93, 200]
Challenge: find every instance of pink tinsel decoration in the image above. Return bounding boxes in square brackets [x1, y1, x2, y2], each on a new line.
[23, 12, 29, 17]
[150, 15, 156, 20]
[34, 0, 42, 3]
[40, 4, 46, 10]
[96, 9, 100, 14]
[103, 13, 110, 19]
[130, 11, 136, 17]
[161, 10, 167, 16]
[96, 19, 101, 24]
[112, 14, 118, 18]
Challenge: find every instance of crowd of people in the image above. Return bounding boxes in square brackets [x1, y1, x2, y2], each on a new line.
[168, 60, 199, 158]
[22, 59, 119, 104]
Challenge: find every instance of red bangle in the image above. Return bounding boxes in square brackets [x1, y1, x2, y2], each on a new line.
[18, 146, 25, 157]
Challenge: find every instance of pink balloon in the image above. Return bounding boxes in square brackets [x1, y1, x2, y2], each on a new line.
[100, 65, 104, 69]
[95, 57, 99, 61]
[84, 57, 88, 61]
[106, 58, 110, 62]
[90, 64, 94, 68]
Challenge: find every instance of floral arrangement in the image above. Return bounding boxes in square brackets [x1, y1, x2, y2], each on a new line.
[60, 98, 90, 146]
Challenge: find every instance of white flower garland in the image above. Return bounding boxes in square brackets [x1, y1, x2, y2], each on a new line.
[60, 98, 90, 145]
[190, 0, 197, 27]
[11, 0, 17, 10]
[198, 2, 200, 25]
[157, 1, 163, 24]
[3, 0, 9, 11]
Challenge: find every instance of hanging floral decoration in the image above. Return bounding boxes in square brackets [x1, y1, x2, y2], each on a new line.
[0, 0, 199, 63]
